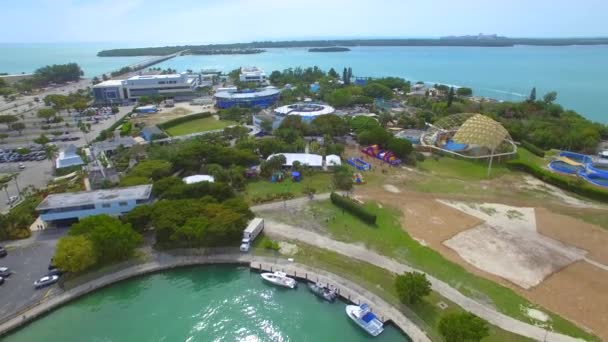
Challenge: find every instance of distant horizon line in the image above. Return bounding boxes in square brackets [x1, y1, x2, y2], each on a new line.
[2, 35, 608, 45]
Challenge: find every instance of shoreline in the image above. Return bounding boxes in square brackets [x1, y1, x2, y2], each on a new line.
[0, 252, 428, 341]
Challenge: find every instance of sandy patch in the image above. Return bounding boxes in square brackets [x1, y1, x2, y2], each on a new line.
[440, 201, 586, 289]
[383, 184, 401, 193]
[444, 223, 583, 289]
[529, 261, 608, 339]
[536, 208, 608, 265]
[521, 176, 604, 209]
[279, 241, 299, 256]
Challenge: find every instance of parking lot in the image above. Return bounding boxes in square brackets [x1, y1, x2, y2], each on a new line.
[0, 229, 64, 321]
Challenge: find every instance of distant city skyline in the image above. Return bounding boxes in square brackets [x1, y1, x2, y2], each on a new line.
[1, 0, 607, 44]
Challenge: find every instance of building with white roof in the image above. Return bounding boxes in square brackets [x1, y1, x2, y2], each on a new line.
[56, 144, 84, 169]
[36, 184, 153, 225]
[183, 175, 215, 184]
[325, 154, 342, 167]
[239, 66, 267, 83]
[215, 87, 280, 109]
[267, 153, 323, 167]
[92, 79, 128, 104]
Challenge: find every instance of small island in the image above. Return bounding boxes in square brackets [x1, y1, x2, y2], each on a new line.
[308, 47, 351, 53]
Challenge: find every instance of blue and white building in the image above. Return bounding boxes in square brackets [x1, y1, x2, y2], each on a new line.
[252, 103, 335, 131]
[239, 66, 267, 83]
[215, 87, 280, 109]
[36, 184, 153, 226]
[56, 144, 84, 169]
[92, 73, 201, 104]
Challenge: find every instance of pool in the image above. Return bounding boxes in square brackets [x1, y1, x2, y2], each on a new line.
[558, 151, 592, 164]
[549, 161, 581, 174]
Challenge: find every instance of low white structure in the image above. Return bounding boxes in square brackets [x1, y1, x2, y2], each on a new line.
[239, 66, 266, 83]
[183, 175, 215, 184]
[274, 103, 335, 120]
[267, 153, 323, 167]
[325, 154, 342, 167]
[56, 145, 84, 169]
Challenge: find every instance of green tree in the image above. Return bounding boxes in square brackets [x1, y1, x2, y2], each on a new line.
[34, 134, 50, 145]
[53, 235, 97, 273]
[138, 96, 152, 105]
[357, 126, 392, 146]
[543, 91, 558, 105]
[528, 87, 536, 102]
[328, 68, 339, 78]
[122, 205, 153, 232]
[332, 165, 353, 191]
[0, 115, 18, 129]
[69, 215, 142, 263]
[92, 76, 101, 85]
[111, 106, 119, 115]
[438, 312, 490, 342]
[0, 133, 8, 143]
[363, 83, 393, 99]
[260, 119, 274, 133]
[387, 138, 413, 159]
[72, 101, 88, 113]
[456, 87, 473, 96]
[37, 108, 57, 122]
[342, 68, 348, 84]
[395, 271, 431, 304]
[44, 144, 58, 166]
[10, 122, 25, 135]
[447, 87, 455, 107]
[324, 88, 353, 108]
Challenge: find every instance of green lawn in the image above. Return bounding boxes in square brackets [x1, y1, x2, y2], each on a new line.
[305, 200, 598, 341]
[285, 243, 535, 342]
[165, 117, 236, 136]
[417, 156, 509, 180]
[245, 172, 332, 203]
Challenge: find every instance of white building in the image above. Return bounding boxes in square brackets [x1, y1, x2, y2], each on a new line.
[56, 144, 84, 169]
[267, 153, 323, 167]
[183, 175, 215, 184]
[125, 73, 199, 99]
[239, 66, 267, 83]
[93, 72, 201, 104]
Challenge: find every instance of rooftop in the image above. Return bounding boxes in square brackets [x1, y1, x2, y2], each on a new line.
[127, 73, 185, 81]
[36, 184, 153, 211]
[215, 88, 280, 99]
[268, 153, 323, 167]
[93, 80, 124, 87]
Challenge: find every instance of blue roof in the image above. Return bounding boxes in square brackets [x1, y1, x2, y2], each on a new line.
[362, 312, 377, 323]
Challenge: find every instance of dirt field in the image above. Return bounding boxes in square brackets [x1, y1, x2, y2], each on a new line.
[355, 182, 608, 339]
[536, 208, 608, 265]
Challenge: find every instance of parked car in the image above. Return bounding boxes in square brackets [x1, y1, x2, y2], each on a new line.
[0, 277, 4, 285]
[0, 267, 11, 278]
[47, 269, 64, 277]
[0, 246, 7, 258]
[35, 155, 46, 161]
[18, 163, 25, 169]
[6, 196, 19, 205]
[34, 275, 59, 289]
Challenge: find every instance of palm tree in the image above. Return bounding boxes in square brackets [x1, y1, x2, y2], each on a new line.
[1, 184, 9, 203]
[44, 144, 59, 168]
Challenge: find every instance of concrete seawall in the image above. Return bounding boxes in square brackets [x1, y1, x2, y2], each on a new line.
[0, 253, 429, 341]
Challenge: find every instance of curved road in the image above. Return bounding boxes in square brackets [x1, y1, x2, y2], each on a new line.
[253, 197, 586, 342]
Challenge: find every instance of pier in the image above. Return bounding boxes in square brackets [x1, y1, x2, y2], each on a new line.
[251, 260, 431, 342]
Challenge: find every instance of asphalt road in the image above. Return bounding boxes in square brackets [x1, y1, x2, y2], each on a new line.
[0, 229, 64, 320]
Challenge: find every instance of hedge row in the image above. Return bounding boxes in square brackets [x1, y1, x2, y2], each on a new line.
[157, 112, 213, 130]
[330, 192, 377, 224]
[521, 140, 545, 157]
[507, 159, 608, 203]
[95, 113, 130, 141]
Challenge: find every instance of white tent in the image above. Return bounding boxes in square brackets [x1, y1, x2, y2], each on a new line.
[183, 175, 215, 184]
[325, 154, 342, 166]
[267, 153, 323, 167]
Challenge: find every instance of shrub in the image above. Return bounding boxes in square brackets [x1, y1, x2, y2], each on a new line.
[261, 237, 281, 251]
[157, 112, 213, 130]
[507, 159, 608, 202]
[521, 140, 545, 157]
[330, 192, 377, 224]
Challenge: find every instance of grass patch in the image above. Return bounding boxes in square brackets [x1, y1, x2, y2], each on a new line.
[417, 156, 509, 180]
[285, 243, 535, 342]
[245, 172, 332, 204]
[165, 117, 236, 136]
[304, 200, 598, 341]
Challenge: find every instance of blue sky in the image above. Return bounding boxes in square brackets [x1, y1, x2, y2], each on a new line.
[1, 0, 607, 44]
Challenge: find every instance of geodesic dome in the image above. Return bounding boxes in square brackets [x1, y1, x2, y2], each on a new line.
[453, 114, 511, 151]
[422, 113, 516, 158]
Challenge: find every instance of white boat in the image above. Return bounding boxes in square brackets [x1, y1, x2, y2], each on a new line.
[260, 271, 297, 289]
[346, 303, 384, 336]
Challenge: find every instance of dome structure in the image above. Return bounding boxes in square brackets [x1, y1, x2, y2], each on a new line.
[421, 113, 516, 159]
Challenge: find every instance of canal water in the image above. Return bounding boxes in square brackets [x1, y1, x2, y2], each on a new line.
[5, 265, 408, 341]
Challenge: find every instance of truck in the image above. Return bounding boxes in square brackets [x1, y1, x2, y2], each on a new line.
[240, 218, 264, 252]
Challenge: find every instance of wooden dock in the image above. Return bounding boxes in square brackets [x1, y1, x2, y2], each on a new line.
[250, 260, 432, 342]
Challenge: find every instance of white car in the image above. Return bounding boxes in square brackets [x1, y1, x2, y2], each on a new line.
[18, 163, 25, 169]
[34, 275, 59, 289]
[6, 196, 19, 205]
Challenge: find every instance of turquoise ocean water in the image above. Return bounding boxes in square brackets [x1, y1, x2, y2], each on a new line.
[1, 43, 607, 123]
[5, 266, 408, 342]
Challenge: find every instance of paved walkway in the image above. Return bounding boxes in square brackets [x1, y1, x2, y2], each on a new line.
[260, 219, 586, 342]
